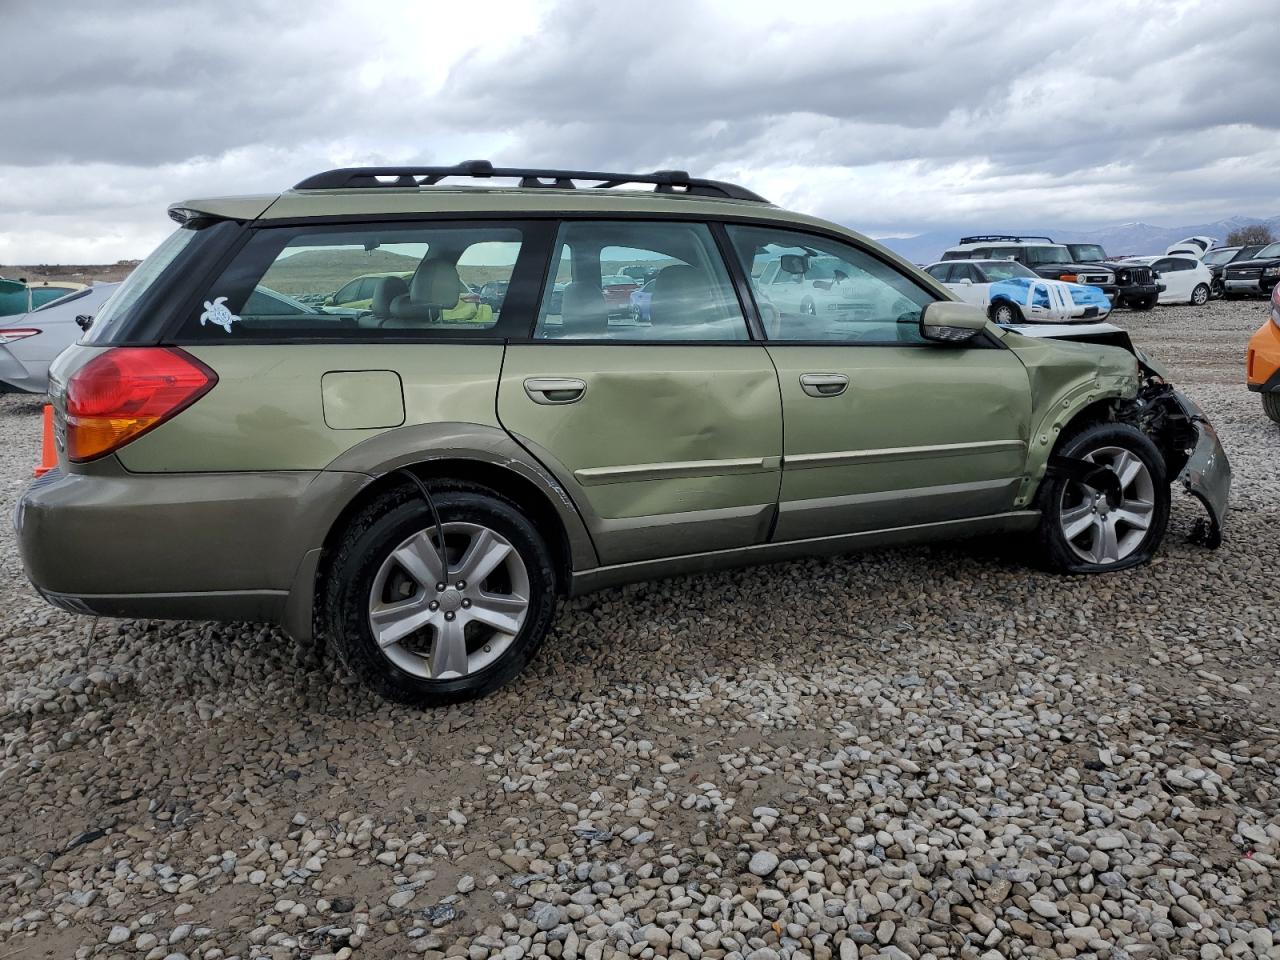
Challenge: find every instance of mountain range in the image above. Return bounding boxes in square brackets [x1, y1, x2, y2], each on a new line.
[876, 215, 1280, 264]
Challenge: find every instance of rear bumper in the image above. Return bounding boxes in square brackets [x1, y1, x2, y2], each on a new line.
[15, 463, 369, 631]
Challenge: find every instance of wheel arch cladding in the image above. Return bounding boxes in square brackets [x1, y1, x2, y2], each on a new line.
[315, 459, 579, 607]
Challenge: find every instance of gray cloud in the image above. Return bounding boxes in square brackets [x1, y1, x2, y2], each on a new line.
[1, 0, 1278, 262]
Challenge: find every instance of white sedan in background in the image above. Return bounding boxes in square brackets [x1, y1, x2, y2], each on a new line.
[1124, 255, 1214, 306]
[924, 259, 1112, 322]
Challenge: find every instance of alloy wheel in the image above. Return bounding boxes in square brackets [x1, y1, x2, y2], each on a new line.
[368, 522, 530, 680]
[1058, 446, 1156, 564]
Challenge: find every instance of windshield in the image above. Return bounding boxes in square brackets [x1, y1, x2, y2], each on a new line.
[982, 260, 1038, 281]
[1201, 248, 1236, 265]
[80, 226, 199, 343]
[1256, 243, 1280, 259]
[1068, 244, 1107, 262]
[1024, 245, 1073, 264]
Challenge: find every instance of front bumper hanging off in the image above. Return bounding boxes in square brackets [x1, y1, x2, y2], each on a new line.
[1172, 389, 1230, 548]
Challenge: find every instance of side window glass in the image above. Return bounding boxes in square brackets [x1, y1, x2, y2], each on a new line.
[725, 225, 936, 344]
[1032, 285, 1051, 309]
[177, 223, 527, 340]
[534, 221, 748, 342]
[924, 264, 950, 281]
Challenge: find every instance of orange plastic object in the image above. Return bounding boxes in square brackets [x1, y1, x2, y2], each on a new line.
[34, 404, 56, 477]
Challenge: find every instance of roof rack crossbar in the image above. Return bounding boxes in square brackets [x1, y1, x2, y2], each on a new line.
[959, 234, 1057, 244]
[293, 161, 768, 202]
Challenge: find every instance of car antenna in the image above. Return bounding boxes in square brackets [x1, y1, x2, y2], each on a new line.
[398, 468, 451, 575]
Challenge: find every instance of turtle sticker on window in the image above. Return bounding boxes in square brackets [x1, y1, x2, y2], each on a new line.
[200, 296, 240, 333]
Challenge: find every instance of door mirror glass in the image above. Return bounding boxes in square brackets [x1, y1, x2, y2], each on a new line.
[779, 253, 808, 276]
[920, 301, 987, 344]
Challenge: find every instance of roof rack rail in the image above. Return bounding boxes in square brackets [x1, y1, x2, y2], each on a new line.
[958, 234, 1057, 244]
[293, 160, 769, 202]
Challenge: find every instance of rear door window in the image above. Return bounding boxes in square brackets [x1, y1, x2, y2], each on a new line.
[175, 221, 541, 340]
[533, 221, 748, 341]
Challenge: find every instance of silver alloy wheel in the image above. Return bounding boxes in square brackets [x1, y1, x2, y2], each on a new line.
[1191, 283, 1209, 306]
[992, 302, 1016, 323]
[368, 522, 530, 680]
[1058, 445, 1156, 564]
[801, 298, 817, 316]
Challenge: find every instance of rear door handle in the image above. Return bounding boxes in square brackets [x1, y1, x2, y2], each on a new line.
[524, 377, 587, 405]
[799, 373, 849, 398]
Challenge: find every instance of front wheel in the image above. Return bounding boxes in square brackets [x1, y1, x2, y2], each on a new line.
[323, 483, 558, 706]
[990, 300, 1021, 324]
[1033, 423, 1170, 574]
[1264, 392, 1280, 424]
[1130, 296, 1157, 311]
[1190, 283, 1210, 306]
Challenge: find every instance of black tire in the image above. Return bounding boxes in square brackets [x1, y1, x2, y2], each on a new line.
[1264, 392, 1280, 425]
[1130, 296, 1157, 311]
[1190, 283, 1210, 306]
[1032, 422, 1170, 574]
[322, 482, 557, 706]
[989, 300, 1021, 324]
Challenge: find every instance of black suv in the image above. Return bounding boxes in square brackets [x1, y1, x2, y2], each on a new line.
[1223, 241, 1280, 299]
[1201, 245, 1265, 298]
[942, 236, 1162, 310]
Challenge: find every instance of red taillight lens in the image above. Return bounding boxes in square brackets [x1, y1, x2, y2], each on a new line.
[0, 328, 41, 343]
[64, 347, 216, 462]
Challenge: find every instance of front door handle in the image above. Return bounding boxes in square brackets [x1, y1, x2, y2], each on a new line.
[524, 377, 587, 405]
[799, 373, 849, 398]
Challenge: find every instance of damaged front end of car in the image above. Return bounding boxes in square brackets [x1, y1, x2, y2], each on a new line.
[1005, 323, 1230, 547]
[1122, 361, 1230, 547]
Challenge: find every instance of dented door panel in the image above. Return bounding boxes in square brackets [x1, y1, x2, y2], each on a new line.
[497, 345, 783, 565]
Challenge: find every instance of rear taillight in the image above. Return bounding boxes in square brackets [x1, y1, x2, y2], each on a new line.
[0, 328, 40, 344]
[64, 347, 216, 462]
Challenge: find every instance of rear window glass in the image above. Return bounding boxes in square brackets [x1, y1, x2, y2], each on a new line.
[81, 226, 200, 343]
[177, 222, 532, 341]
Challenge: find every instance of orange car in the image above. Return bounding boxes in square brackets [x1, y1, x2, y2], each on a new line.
[1247, 282, 1280, 423]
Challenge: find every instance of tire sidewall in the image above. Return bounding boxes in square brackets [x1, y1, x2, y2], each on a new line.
[991, 301, 1019, 324]
[1191, 284, 1209, 306]
[328, 489, 557, 705]
[1035, 423, 1171, 574]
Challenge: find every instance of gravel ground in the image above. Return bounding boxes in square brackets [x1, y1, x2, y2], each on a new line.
[1, 298, 1277, 960]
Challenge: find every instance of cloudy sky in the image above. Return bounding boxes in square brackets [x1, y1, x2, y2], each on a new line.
[2, 0, 1278, 263]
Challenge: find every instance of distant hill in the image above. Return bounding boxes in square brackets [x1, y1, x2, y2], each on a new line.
[877, 215, 1280, 264]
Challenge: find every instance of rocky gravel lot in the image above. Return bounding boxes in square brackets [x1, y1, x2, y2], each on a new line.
[1, 298, 1277, 960]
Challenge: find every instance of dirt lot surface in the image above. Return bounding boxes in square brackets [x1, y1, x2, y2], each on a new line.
[0, 299, 1277, 960]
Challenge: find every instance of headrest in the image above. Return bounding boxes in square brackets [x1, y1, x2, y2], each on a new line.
[370, 275, 409, 318]
[649, 265, 712, 328]
[556, 282, 608, 338]
[410, 259, 462, 306]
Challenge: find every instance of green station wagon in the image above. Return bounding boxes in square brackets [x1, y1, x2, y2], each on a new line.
[15, 162, 1231, 705]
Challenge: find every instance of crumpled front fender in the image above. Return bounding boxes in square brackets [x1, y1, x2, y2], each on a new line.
[1171, 389, 1230, 548]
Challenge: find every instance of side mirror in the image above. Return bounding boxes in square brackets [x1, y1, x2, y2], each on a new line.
[920, 301, 987, 344]
[323, 295, 336, 306]
[959, 278, 973, 286]
[779, 253, 808, 275]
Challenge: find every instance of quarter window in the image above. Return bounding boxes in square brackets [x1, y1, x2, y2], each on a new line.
[177, 222, 529, 340]
[533, 221, 748, 341]
[725, 225, 936, 344]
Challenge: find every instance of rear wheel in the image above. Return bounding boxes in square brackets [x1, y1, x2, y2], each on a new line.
[1033, 423, 1170, 574]
[1264, 392, 1280, 424]
[1190, 283, 1210, 306]
[990, 300, 1021, 324]
[323, 483, 557, 706]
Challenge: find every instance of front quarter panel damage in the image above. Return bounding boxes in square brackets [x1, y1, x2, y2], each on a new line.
[1001, 329, 1230, 546]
